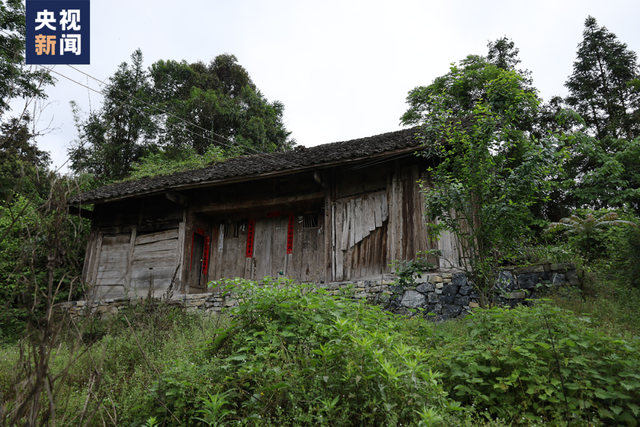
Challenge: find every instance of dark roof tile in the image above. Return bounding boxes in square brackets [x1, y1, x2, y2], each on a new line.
[70, 127, 420, 204]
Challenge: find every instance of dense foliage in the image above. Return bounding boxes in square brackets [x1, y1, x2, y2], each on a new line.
[1, 7, 640, 425]
[565, 16, 640, 141]
[2, 281, 640, 426]
[0, 0, 53, 118]
[68, 50, 295, 184]
[403, 56, 562, 305]
[0, 179, 88, 342]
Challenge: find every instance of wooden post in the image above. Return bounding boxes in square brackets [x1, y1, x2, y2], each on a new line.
[324, 172, 333, 283]
[124, 226, 137, 294]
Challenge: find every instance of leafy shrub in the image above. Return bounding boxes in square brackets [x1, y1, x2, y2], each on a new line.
[434, 303, 640, 426]
[140, 278, 458, 426]
[391, 250, 440, 288]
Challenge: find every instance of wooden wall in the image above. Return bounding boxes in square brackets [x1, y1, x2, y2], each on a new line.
[330, 162, 443, 282]
[207, 214, 324, 284]
[83, 155, 462, 298]
[84, 225, 184, 299]
[83, 196, 187, 300]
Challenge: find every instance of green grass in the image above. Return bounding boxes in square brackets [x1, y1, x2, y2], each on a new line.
[1, 276, 639, 426]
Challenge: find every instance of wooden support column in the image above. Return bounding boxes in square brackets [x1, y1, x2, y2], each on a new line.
[176, 219, 186, 291]
[181, 208, 194, 294]
[124, 226, 137, 292]
[324, 172, 333, 283]
[89, 233, 103, 298]
[81, 228, 97, 284]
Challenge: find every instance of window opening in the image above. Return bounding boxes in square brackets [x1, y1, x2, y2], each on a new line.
[303, 213, 319, 229]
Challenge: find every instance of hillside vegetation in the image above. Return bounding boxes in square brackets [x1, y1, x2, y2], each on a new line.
[1, 274, 640, 426]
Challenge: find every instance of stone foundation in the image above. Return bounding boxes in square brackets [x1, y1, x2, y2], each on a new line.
[57, 263, 578, 320]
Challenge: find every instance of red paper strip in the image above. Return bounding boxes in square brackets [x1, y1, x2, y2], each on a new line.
[266, 211, 281, 217]
[286, 215, 294, 254]
[246, 219, 255, 258]
[195, 228, 206, 235]
[202, 236, 210, 275]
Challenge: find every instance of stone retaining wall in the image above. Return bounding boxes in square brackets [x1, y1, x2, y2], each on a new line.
[57, 263, 578, 320]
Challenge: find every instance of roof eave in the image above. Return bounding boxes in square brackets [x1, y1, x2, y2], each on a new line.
[71, 145, 425, 206]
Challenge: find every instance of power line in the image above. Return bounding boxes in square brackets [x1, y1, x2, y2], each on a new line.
[0, 30, 302, 172]
[56, 65, 303, 170]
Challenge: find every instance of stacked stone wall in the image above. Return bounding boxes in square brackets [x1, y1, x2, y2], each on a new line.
[57, 263, 578, 320]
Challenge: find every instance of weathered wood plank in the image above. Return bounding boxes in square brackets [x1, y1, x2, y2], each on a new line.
[324, 182, 333, 283]
[348, 200, 355, 248]
[102, 234, 131, 245]
[219, 224, 234, 279]
[387, 175, 396, 262]
[98, 250, 128, 266]
[176, 221, 185, 287]
[96, 269, 128, 281]
[81, 231, 97, 284]
[339, 202, 348, 251]
[135, 229, 179, 245]
[354, 198, 363, 245]
[96, 285, 126, 299]
[89, 233, 104, 288]
[381, 188, 389, 222]
[253, 218, 273, 279]
[100, 241, 130, 252]
[300, 216, 324, 282]
[274, 217, 288, 279]
[124, 227, 137, 290]
[130, 267, 177, 282]
[394, 171, 404, 260]
[235, 221, 248, 279]
[133, 239, 177, 254]
[334, 202, 344, 281]
[290, 215, 304, 282]
[373, 192, 382, 228]
[367, 194, 376, 232]
[131, 251, 177, 267]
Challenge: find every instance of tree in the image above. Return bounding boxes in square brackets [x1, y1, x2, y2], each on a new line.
[150, 53, 294, 156]
[0, 0, 54, 119]
[549, 18, 640, 216]
[69, 52, 294, 183]
[404, 63, 561, 306]
[402, 38, 534, 127]
[68, 50, 156, 183]
[547, 211, 638, 259]
[0, 114, 51, 200]
[565, 16, 640, 141]
[560, 134, 640, 215]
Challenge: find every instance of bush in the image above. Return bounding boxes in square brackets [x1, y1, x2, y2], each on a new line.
[139, 278, 459, 426]
[434, 303, 640, 426]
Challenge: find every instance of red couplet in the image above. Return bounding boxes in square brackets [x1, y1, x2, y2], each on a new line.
[246, 219, 255, 258]
[202, 236, 210, 275]
[287, 215, 294, 254]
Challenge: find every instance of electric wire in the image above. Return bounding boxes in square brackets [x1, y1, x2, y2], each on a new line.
[0, 31, 304, 173]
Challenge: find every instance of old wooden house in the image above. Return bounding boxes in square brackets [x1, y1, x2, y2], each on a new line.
[70, 128, 461, 299]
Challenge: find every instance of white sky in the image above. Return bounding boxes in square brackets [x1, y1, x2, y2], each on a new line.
[15, 0, 640, 172]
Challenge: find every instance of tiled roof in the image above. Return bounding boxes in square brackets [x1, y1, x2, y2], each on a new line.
[70, 127, 421, 204]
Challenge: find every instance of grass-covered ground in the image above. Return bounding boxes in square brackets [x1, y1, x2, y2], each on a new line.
[1, 273, 640, 427]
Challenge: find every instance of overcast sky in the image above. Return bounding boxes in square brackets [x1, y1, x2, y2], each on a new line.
[17, 0, 640, 172]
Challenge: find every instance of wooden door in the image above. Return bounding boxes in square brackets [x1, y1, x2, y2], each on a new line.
[187, 229, 210, 293]
[252, 217, 288, 280]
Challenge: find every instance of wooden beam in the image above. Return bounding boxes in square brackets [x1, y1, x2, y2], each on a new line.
[194, 191, 324, 213]
[68, 205, 94, 219]
[166, 190, 189, 206]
